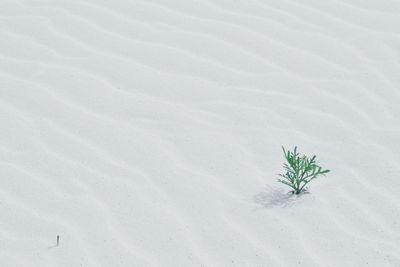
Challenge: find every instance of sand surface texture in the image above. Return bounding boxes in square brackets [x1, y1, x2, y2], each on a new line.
[1, 0, 400, 266]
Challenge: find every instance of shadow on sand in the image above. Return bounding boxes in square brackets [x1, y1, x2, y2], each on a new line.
[253, 186, 309, 209]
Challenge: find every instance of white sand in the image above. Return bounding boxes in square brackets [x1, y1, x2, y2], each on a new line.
[1, 0, 400, 266]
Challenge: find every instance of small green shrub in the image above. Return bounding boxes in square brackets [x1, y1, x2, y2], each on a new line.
[278, 146, 330, 194]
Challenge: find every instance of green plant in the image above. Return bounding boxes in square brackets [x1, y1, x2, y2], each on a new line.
[278, 146, 330, 194]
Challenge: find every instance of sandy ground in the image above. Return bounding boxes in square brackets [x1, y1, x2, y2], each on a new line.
[1, 0, 400, 266]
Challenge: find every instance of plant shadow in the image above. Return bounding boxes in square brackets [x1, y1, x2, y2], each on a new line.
[253, 186, 309, 209]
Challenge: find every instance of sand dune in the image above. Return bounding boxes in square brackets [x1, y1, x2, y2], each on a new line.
[1, 0, 400, 266]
